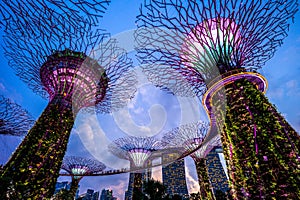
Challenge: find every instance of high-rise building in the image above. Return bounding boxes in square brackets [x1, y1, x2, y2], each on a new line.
[206, 147, 229, 194]
[54, 181, 71, 194]
[124, 169, 151, 200]
[162, 153, 188, 199]
[77, 189, 99, 200]
[100, 189, 117, 200]
[124, 159, 152, 200]
[54, 181, 79, 199]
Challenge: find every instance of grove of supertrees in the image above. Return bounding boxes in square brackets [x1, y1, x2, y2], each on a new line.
[163, 121, 223, 200]
[55, 156, 106, 199]
[109, 136, 163, 197]
[0, 95, 35, 136]
[0, 1, 137, 199]
[135, 0, 300, 199]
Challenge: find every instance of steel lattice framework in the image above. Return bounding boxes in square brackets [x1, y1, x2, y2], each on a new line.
[0, 1, 136, 199]
[163, 122, 221, 161]
[135, 0, 300, 199]
[0, 95, 35, 136]
[109, 136, 162, 168]
[136, 0, 297, 90]
[109, 136, 163, 198]
[163, 122, 221, 199]
[61, 156, 106, 179]
[60, 156, 106, 198]
[0, 0, 110, 38]
[163, 121, 208, 158]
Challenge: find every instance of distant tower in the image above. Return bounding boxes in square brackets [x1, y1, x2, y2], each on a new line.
[100, 189, 117, 200]
[125, 158, 152, 199]
[163, 122, 223, 200]
[53, 181, 80, 200]
[109, 136, 162, 200]
[77, 189, 99, 200]
[162, 154, 189, 199]
[125, 167, 152, 200]
[206, 147, 229, 195]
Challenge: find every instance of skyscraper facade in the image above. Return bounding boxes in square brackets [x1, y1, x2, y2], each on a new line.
[100, 189, 117, 200]
[124, 159, 152, 200]
[124, 170, 151, 200]
[162, 153, 189, 199]
[77, 189, 99, 200]
[206, 147, 229, 194]
[54, 181, 79, 199]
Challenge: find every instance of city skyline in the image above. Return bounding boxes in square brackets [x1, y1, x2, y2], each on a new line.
[1, 1, 300, 199]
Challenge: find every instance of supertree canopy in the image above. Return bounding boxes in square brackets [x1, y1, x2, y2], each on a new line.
[109, 136, 162, 169]
[0, 1, 136, 199]
[136, 0, 300, 199]
[163, 121, 222, 200]
[60, 156, 106, 198]
[109, 136, 163, 196]
[0, 95, 35, 136]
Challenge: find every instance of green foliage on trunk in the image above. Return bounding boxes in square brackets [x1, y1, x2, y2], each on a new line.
[212, 79, 300, 199]
[195, 159, 215, 200]
[0, 98, 75, 199]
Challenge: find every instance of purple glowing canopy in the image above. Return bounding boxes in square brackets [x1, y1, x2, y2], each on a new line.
[40, 49, 108, 111]
[180, 17, 241, 73]
[61, 156, 106, 179]
[162, 121, 220, 160]
[109, 136, 163, 168]
[136, 0, 298, 92]
[2, 0, 136, 114]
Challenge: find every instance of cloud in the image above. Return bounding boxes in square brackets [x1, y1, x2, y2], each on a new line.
[112, 103, 167, 137]
[74, 111, 129, 169]
[267, 88, 284, 99]
[108, 179, 128, 200]
[286, 80, 300, 97]
[0, 82, 6, 92]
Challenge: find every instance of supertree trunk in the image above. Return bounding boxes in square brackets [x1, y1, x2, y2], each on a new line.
[195, 158, 215, 200]
[133, 172, 143, 199]
[69, 177, 81, 199]
[0, 96, 74, 199]
[211, 78, 300, 199]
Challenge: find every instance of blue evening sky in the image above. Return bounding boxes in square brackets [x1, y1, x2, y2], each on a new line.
[0, 1, 299, 199]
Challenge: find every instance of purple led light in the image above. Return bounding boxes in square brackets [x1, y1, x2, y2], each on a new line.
[181, 17, 241, 70]
[40, 50, 108, 110]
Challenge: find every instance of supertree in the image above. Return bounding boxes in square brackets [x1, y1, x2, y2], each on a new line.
[57, 156, 106, 199]
[163, 121, 222, 200]
[109, 136, 163, 198]
[0, 95, 35, 136]
[135, 0, 300, 199]
[0, 1, 136, 199]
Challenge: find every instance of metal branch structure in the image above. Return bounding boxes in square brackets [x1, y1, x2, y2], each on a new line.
[162, 122, 221, 200]
[60, 156, 106, 199]
[0, 1, 136, 199]
[0, 95, 34, 136]
[0, 0, 110, 37]
[135, 0, 300, 199]
[109, 136, 163, 197]
[109, 136, 162, 169]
